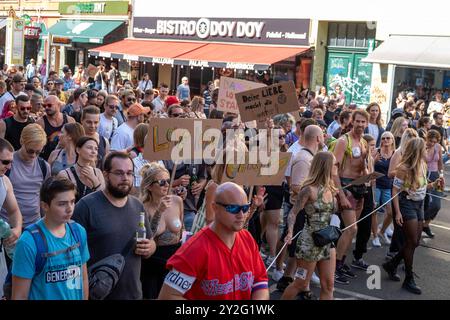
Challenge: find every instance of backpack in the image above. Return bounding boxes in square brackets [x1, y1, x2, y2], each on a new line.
[2, 220, 83, 299]
[5, 157, 47, 179]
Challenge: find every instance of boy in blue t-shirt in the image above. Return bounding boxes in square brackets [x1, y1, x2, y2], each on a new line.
[11, 177, 89, 300]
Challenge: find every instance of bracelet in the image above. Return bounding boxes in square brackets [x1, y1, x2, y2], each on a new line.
[93, 184, 101, 190]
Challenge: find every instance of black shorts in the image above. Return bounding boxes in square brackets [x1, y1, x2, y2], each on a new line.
[264, 185, 284, 210]
[285, 209, 306, 258]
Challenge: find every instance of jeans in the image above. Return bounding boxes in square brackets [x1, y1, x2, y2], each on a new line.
[183, 210, 196, 232]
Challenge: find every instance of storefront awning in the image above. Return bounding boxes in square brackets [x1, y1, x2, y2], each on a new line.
[364, 35, 450, 70]
[48, 20, 124, 44]
[89, 39, 309, 70]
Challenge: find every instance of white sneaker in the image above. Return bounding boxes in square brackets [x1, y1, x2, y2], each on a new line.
[260, 251, 268, 261]
[372, 237, 382, 247]
[379, 232, 391, 245]
[310, 272, 321, 287]
[386, 226, 394, 237]
[265, 256, 275, 270]
[271, 269, 284, 282]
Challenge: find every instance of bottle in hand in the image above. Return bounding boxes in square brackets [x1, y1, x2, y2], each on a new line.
[136, 212, 146, 242]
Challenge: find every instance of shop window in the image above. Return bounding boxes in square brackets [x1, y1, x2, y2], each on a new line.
[328, 22, 374, 49]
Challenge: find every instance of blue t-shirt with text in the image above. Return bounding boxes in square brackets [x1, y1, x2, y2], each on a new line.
[12, 219, 89, 300]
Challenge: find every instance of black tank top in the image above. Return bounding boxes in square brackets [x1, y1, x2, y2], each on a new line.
[42, 114, 68, 161]
[4, 116, 34, 150]
[70, 166, 97, 203]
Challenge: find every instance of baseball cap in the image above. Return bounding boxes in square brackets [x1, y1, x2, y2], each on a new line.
[62, 66, 71, 73]
[12, 74, 25, 83]
[165, 96, 179, 108]
[316, 119, 328, 128]
[128, 103, 151, 117]
[54, 78, 64, 85]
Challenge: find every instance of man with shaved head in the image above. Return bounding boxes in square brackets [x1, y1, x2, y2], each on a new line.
[159, 182, 269, 300]
[37, 95, 75, 160]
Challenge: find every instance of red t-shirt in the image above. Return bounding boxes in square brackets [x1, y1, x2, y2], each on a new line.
[165, 227, 268, 300]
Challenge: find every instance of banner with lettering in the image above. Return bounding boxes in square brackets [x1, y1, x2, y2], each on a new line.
[235, 81, 299, 128]
[143, 119, 222, 162]
[217, 76, 265, 114]
[220, 152, 292, 186]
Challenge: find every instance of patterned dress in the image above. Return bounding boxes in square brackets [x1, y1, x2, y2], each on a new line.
[295, 187, 335, 262]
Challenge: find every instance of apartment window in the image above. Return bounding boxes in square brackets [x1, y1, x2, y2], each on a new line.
[328, 22, 374, 48]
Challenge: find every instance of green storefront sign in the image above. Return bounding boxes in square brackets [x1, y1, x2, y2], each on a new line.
[59, 1, 129, 15]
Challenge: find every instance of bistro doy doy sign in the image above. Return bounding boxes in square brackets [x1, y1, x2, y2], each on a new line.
[133, 17, 310, 46]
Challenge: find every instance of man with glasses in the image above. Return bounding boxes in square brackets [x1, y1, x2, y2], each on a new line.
[99, 95, 120, 142]
[167, 104, 185, 118]
[0, 124, 50, 229]
[31, 76, 41, 90]
[0, 74, 26, 116]
[73, 151, 156, 300]
[30, 94, 44, 121]
[116, 90, 136, 126]
[111, 103, 150, 152]
[37, 95, 75, 161]
[158, 182, 268, 300]
[0, 95, 35, 150]
[62, 88, 88, 123]
[152, 83, 169, 113]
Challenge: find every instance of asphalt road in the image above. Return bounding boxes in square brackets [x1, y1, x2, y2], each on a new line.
[269, 164, 450, 300]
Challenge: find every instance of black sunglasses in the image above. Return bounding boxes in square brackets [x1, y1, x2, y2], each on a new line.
[127, 98, 137, 102]
[0, 159, 12, 165]
[216, 203, 250, 214]
[151, 179, 170, 187]
[171, 113, 182, 117]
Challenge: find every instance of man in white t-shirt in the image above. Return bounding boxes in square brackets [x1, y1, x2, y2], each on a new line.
[110, 103, 150, 152]
[98, 95, 119, 142]
[0, 74, 26, 115]
[152, 83, 169, 113]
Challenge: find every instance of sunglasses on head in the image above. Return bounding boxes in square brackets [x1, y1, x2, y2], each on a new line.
[151, 179, 170, 187]
[0, 159, 12, 165]
[216, 202, 250, 214]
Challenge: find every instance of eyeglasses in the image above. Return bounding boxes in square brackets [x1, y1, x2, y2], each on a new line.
[216, 202, 250, 214]
[108, 105, 119, 109]
[109, 171, 135, 178]
[279, 135, 286, 139]
[0, 159, 13, 165]
[25, 147, 42, 155]
[47, 82, 54, 85]
[127, 98, 137, 102]
[151, 179, 171, 187]
[171, 113, 182, 117]
[381, 137, 392, 140]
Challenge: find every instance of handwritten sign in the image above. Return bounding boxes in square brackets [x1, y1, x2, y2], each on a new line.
[221, 152, 292, 186]
[235, 81, 298, 128]
[217, 76, 265, 113]
[143, 119, 222, 162]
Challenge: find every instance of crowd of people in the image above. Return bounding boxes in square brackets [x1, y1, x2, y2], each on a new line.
[0, 61, 448, 300]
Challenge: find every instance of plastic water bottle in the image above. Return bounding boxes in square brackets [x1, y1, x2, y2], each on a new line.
[0, 218, 14, 259]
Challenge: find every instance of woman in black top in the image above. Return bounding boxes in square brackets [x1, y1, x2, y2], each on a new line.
[57, 136, 105, 202]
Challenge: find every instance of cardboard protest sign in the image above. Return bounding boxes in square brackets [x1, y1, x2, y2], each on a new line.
[217, 76, 265, 114]
[86, 64, 98, 78]
[235, 81, 299, 128]
[221, 152, 292, 186]
[143, 119, 222, 162]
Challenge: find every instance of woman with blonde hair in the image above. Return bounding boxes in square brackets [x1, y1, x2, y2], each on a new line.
[139, 162, 184, 299]
[383, 138, 437, 294]
[385, 128, 418, 258]
[190, 96, 207, 119]
[390, 116, 409, 147]
[282, 151, 338, 300]
[372, 131, 396, 247]
[48, 122, 84, 176]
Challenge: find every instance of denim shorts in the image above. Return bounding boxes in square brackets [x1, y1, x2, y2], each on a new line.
[375, 188, 392, 207]
[399, 192, 424, 222]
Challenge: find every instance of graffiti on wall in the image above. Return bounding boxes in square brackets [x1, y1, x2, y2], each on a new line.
[329, 75, 371, 104]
